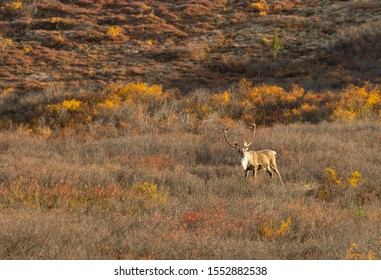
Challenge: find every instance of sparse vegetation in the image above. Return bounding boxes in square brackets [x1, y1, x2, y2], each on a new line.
[0, 121, 380, 259]
[0, 0, 380, 92]
[0, 0, 380, 260]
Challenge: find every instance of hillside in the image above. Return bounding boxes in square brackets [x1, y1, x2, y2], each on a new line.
[1, 0, 381, 94]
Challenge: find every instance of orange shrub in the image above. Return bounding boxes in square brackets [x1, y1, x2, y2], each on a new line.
[110, 82, 168, 105]
[236, 79, 305, 124]
[182, 211, 203, 227]
[252, 0, 269, 16]
[107, 26, 122, 37]
[332, 83, 381, 121]
[210, 91, 230, 108]
[130, 182, 169, 213]
[257, 217, 292, 241]
[61, 99, 82, 111]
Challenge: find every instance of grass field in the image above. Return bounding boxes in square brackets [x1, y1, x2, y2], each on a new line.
[1, 121, 380, 259]
[1, 0, 381, 260]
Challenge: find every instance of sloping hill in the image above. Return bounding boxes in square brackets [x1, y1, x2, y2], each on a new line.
[1, 0, 380, 94]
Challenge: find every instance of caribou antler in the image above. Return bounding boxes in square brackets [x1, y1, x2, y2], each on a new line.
[243, 123, 256, 147]
[224, 126, 238, 148]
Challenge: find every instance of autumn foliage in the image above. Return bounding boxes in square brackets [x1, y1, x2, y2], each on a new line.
[1, 80, 380, 137]
[1, 0, 381, 261]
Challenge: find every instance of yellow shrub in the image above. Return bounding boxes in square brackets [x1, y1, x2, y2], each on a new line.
[247, 84, 299, 106]
[324, 168, 364, 188]
[286, 108, 301, 121]
[348, 171, 362, 187]
[276, 217, 291, 237]
[0, 38, 13, 51]
[51, 17, 66, 24]
[258, 222, 274, 239]
[332, 107, 358, 121]
[324, 168, 342, 187]
[258, 217, 291, 240]
[236, 79, 307, 123]
[211, 91, 230, 107]
[238, 78, 253, 88]
[366, 92, 381, 107]
[252, 0, 269, 16]
[261, 37, 272, 46]
[131, 182, 168, 207]
[10, 1, 22, 9]
[23, 44, 32, 53]
[301, 103, 318, 113]
[61, 99, 82, 111]
[332, 84, 381, 121]
[249, 84, 296, 107]
[115, 82, 166, 103]
[107, 26, 122, 37]
[1, 182, 129, 212]
[287, 84, 304, 103]
[344, 243, 362, 260]
[41, 128, 52, 138]
[199, 104, 212, 116]
[96, 99, 118, 110]
[2, 87, 15, 95]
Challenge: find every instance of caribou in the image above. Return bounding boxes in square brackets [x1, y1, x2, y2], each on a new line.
[224, 123, 284, 185]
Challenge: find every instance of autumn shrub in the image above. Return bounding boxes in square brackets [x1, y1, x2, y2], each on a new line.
[1, 1, 23, 20]
[129, 181, 169, 214]
[256, 216, 292, 241]
[251, 0, 269, 16]
[313, 166, 368, 205]
[332, 83, 381, 121]
[110, 82, 169, 108]
[234, 79, 304, 124]
[2, 79, 381, 137]
[182, 211, 203, 228]
[106, 26, 122, 37]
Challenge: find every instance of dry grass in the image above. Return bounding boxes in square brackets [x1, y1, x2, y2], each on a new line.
[1, 121, 380, 259]
[1, 0, 380, 260]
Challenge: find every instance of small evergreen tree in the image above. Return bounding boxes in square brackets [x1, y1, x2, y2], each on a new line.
[269, 30, 284, 59]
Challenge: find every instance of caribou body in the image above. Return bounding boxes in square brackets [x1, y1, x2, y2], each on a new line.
[224, 123, 284, 185]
